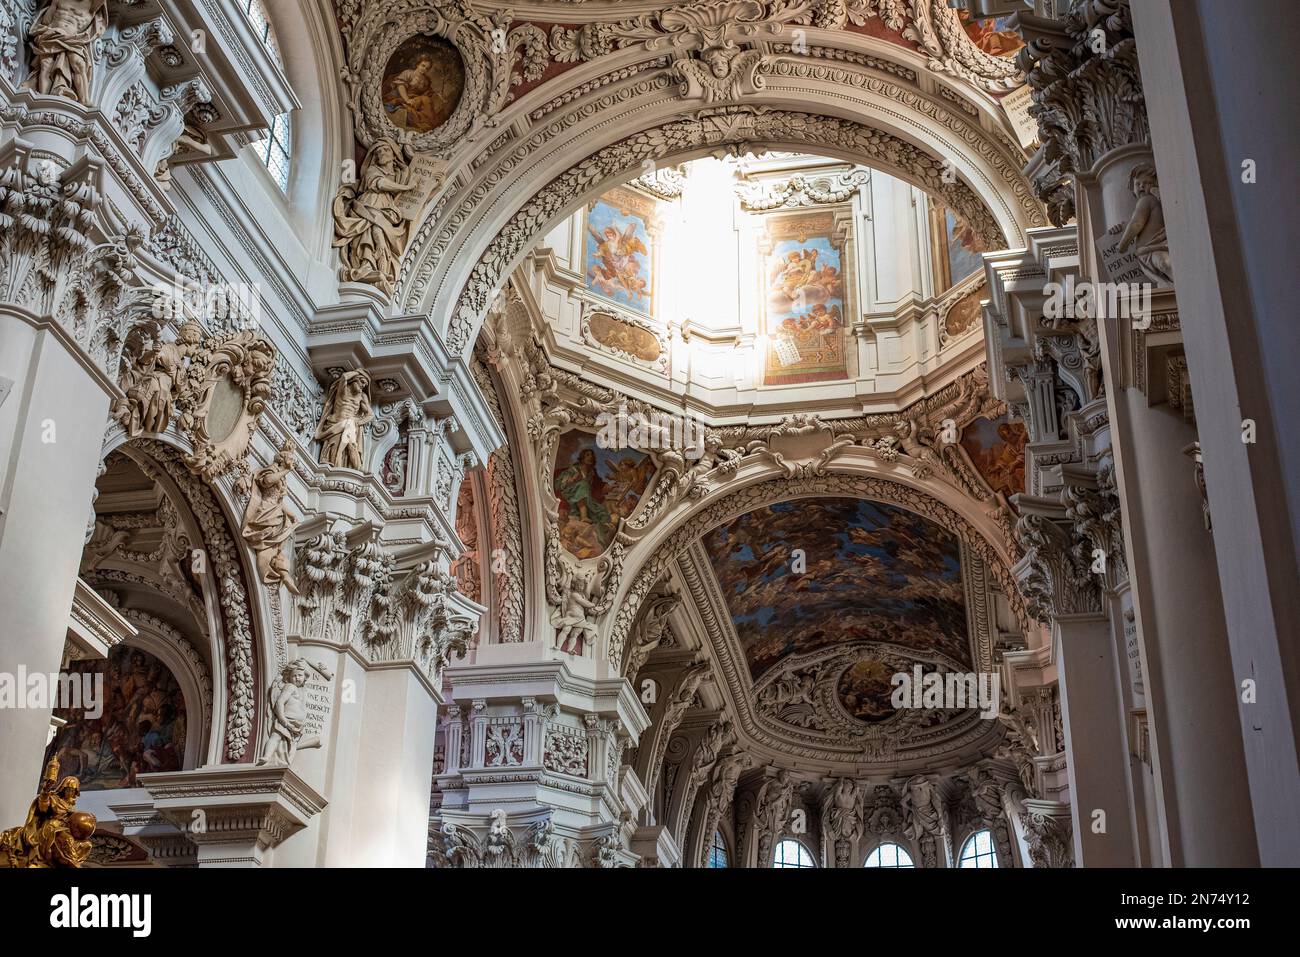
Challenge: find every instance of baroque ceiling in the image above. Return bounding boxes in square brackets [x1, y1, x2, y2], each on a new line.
[701, 497, 971, 681]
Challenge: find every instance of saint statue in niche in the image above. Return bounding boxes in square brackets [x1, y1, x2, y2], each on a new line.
[314, 370, 374, 470]
[381, 35, 466, 133]
[332, 140, 419, 295]
[23, 0, 109, 105]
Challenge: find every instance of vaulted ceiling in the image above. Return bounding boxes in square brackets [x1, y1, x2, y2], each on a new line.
[701, 497, 972, 682]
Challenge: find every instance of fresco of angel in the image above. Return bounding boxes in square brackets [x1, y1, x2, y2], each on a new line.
[587, 221, 650, 303]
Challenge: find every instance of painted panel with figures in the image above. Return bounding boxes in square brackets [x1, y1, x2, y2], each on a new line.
[762, 212, 850, 385]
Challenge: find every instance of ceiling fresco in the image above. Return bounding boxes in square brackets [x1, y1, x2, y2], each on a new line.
[960, 413, 1028, 501]
[701, 497, 971, 683]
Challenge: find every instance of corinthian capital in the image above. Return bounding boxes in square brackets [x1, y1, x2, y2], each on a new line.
[1016, 1, 1147, 216]
[1013, 503, 1103, 622]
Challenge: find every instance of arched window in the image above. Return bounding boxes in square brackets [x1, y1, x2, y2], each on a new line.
[241, 0, 280, 59]
[864, 842, 915, 868]
[958, 829, 999, 868]
[240, 0, 292, 191]
[772, 839, 816, 869]
[707, 831, 729, 868]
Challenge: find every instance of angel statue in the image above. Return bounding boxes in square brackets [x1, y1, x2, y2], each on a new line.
[314, 370, 374, 470]
[549, 563, 601, 656]
[332, 139, 419, 295]
[258, 658, 335, 767]
[0, 757, 96, 867]
[1117, 164, 1173, 286]
[241, 440, 302, 594]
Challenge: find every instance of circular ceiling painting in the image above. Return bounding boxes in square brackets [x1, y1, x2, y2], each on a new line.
[381, 35, 466, 134]
[836, 657, 900, 723]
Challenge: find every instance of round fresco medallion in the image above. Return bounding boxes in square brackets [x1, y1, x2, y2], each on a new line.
[381, 35, 466, 134]
[837, 657, 900, 723]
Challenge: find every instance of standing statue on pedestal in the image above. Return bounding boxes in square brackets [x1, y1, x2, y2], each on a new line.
[314, 370, 374, 470]
[23, 0, 109, 106]
[0, 757, 96, 867]
[332, 140, 417, 296]
[242, 440, 302, 594]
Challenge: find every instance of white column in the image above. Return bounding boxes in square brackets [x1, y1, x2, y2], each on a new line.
[0, 308, 117, 825]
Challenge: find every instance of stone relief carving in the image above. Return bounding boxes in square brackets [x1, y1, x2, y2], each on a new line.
[754, 767, 797, 866]
[738, 169, 870, 211]
[697, 744, 750, 866]
[1022, 799, 1074, 868]
[131, 441, 260, 761]
[314, 370, 375, 470]
[241, 441, 302, 595]
[1116, 163, 1172, 286]
[293, 531, 474, 685]
[624, 584, 681, 679]
[258, 658, 335, 767]
[546, 553, 603, 657]
[339, 0, 550, 156]
[471, 356, 525, 643]
[114, 320, 278, 493]
[434, 817, 572, 869]
[1017, 0, 1145, 224]
[0, 152, 156, 380]
[645, 659, 711, 800]
[901, 774, 945, 868]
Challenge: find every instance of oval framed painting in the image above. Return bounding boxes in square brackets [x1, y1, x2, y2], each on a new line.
[381, 35, 467, 134]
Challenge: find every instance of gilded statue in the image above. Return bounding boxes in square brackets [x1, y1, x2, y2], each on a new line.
[0, 757, 96, 868]
[241, 440, 302, 594]
[23, 0, 109, 106]
[314, 370, 374, 470]
[332, 140, 418, 295]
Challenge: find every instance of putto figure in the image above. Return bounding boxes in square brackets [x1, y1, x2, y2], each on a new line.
[23, 0, 109, 105]
[258, 658, 334, 767]
[0, 757, 96, 868]
[314, 370, 374, 470]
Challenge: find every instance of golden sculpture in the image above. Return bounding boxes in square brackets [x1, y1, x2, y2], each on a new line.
[0, 757, 97, 868]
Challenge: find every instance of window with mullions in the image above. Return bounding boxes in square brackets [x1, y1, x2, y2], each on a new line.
[253, 111, 292, 191]
[240, 0, 292, 191]
[772, 839, 816, 869]
[958, 829, 999, 868]
[864, 842, 915, 868]
[707, 831, 729, 868]
[242, 0, 281, 61]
